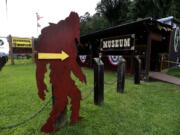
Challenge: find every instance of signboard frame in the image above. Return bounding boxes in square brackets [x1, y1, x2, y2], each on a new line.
[8, 35, 35, 65]
[12, 37, 32, 49]
[100, 34, 136, 54]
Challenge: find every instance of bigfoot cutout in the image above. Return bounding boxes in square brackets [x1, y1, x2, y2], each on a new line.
[35, 12, 86, 133]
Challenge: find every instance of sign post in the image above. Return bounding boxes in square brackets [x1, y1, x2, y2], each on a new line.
[100, 34, 135, 93]
[31, 37, 35, 63]
[134, 55, 141, 84]
[8, 35, 14, 65]
[93, 57, 104, 105]
[117, 56, 126, 93]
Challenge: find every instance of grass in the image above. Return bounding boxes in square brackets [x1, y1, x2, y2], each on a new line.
[167, 67, 180, 78]
[0, 60, 180, 135]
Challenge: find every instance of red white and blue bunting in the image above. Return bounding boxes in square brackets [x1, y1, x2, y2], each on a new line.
[79, 55, 87, 63]
[108, 55, 121, 66]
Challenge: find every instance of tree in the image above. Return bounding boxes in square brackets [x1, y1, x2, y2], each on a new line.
[80, 12, 110, 35]
[153, 0, 173, 17]
[80, 12, 91, 23]
[80, 12, 93, 35]
[129, 0, 180, 19]
[80, 0, 180, 36]
[91, 13, 110, 31]
[128, 0, 159, 19]
[169, 0, 180, 18]
[96, 0, 130, 26]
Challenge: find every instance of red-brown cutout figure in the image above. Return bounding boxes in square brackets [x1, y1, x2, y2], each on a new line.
[35, 12, 86, 133]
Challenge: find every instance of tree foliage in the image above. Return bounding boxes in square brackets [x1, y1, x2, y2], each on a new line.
[96, 0, 130, 25]
[128, 0, 158, 19]
[129, 0, 180, 19]
[80, 0, 180, 35]
[80, 12, 110, 36]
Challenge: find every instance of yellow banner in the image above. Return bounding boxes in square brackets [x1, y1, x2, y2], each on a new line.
[12, 37, 32, 48]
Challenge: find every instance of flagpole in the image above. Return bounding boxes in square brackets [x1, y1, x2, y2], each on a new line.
[37, 21, 39, 36]
[36, 12, 43, 37]
[36, 13, 39, 36]
[5, 0, 9, 36]
[5, 0, 8, 20]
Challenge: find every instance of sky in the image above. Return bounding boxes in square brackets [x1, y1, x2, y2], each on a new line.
[0, 0, 100, 37]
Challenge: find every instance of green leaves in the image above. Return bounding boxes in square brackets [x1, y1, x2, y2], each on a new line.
[96, 0, 130, 25]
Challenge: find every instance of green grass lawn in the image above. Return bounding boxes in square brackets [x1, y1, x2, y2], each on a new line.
[0, 61, 180, 135]
[167, 67, 180, 78]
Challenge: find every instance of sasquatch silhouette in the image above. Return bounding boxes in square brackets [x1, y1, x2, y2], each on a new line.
[35, 12, 86, 133]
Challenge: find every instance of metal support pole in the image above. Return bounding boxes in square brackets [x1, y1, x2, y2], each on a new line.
[93, 57, 104, 105]
[117, 56, 126, 93]
[134, 55, 141, 84]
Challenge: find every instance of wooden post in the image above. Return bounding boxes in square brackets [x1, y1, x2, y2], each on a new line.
[168, 29, 173, 68]
[93, 57, 104, 105]
[8, 35, 14, 65]
[31, 37, 35, 63]
[117, 56, 126, 93]
[160, 55, 163, 71]
[145, 33, 152, 80]
[134, 55, 141, 84]
[89, 44, 94, 68]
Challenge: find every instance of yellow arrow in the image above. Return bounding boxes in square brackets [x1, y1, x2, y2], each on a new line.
[38, 51, 69, 61]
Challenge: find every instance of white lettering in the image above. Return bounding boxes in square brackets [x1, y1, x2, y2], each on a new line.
[119, 39, 123, 47]
[115, 40, 119, 48]
[111, 40, 115, 48]
[102, 37, 132, 49]
[103, 41, 108, 48]
[108, 41, 111, 48]
[124, 38, 130, 47]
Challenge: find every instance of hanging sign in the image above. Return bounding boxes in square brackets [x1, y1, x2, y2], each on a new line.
[100, 34, 135, 52]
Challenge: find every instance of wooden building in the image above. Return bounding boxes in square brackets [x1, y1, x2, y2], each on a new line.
[158, 16, 180, 67]
[78, 18, 173, 79]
